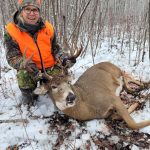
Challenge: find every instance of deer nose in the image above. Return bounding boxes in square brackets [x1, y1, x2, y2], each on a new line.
[66, 92, 76, 104]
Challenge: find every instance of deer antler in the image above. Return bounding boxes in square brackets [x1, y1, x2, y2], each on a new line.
[70, 44, 83, 59]
[41, 71, 53, 81]
[19, 48, 34, 69]
[63, 38, 83, 59]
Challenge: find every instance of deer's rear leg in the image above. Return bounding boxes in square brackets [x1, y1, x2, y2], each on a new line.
[123, 74, 144, 93]
[114, 98, 150, 129]
[111, 102, 139, 120]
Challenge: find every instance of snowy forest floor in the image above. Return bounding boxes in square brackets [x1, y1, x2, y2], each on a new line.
[0, 37, 150, 150]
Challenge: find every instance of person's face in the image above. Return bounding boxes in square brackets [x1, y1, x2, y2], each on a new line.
[22, 5, 40, 25]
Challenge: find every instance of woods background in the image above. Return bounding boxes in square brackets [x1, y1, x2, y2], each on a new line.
[0, 0, 149, 65]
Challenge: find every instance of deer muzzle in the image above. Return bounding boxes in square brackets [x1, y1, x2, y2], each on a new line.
[66, 92, 76, 105]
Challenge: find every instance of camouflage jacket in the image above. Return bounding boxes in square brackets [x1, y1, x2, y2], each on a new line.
[4, 11, 68, 71]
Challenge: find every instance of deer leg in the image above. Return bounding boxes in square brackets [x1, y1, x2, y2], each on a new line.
[124, 73, 143, 86]
[111, 102, 139, 120]
[123, 74, 145, 93]
[114, 97, 150, 129]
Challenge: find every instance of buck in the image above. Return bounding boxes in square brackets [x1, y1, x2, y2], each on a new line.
[32, 45, 150, 129]
[33, 60, 150, 129]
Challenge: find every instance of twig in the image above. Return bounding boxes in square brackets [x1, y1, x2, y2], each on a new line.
[68, 0, 92, 42]
[0, 119, 29, 124]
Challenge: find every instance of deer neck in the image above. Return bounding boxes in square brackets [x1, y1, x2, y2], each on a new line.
[71, 85, 81, 99]
[61, 85, 90, 119]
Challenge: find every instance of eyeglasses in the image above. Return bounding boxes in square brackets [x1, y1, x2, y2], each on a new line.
[23, 7, 39, 15]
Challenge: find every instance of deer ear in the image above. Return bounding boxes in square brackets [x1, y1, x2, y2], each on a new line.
[34, 85, 48, 95]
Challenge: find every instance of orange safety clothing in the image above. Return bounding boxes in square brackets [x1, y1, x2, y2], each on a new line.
[6, 21, 56, 69]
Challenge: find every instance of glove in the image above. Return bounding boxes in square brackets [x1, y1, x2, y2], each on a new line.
[62, 57, 76, 68]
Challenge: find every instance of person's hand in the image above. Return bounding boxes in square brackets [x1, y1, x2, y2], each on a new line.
[62, 57, 76, 68]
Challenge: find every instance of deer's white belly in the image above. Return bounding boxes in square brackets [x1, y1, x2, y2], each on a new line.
[115, 76, 124, 96]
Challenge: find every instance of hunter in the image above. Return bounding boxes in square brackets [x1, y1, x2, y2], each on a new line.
[4, 0, 76, 104]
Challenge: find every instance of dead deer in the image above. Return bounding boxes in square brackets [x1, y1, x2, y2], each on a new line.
[34, 60, 150, 130]
[31, 40, 149, 129]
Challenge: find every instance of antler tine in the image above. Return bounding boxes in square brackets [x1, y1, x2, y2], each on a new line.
[20, 48, 34, 69]
[38, 70, 53, 82]
[22, 48, 27, 60]
[43, 72, 53, 81]
[23, 48, 34, 62]
[63, 38, 74, 55]
[64, 38, 83, 59]
[72, 44, 83, 58]
[40, 60, 53, 82]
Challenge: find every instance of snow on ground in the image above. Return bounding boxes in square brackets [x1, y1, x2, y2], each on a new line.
[0, 37, 150, 150]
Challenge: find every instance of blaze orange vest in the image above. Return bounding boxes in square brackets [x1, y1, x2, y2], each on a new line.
[6, 21, 56, 69]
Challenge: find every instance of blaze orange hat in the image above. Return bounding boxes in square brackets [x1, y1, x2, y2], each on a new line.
[18, 0, 42, 10]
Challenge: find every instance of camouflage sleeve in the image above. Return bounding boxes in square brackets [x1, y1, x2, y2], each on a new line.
[4, 31, 23, 70]
[51, 33, 69, 62]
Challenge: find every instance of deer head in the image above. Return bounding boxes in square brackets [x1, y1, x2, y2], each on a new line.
[50, 80, 76, 109]
[33, 72, 74, 107]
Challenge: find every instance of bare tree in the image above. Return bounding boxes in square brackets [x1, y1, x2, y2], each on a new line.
[0, 0, 149, 64]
